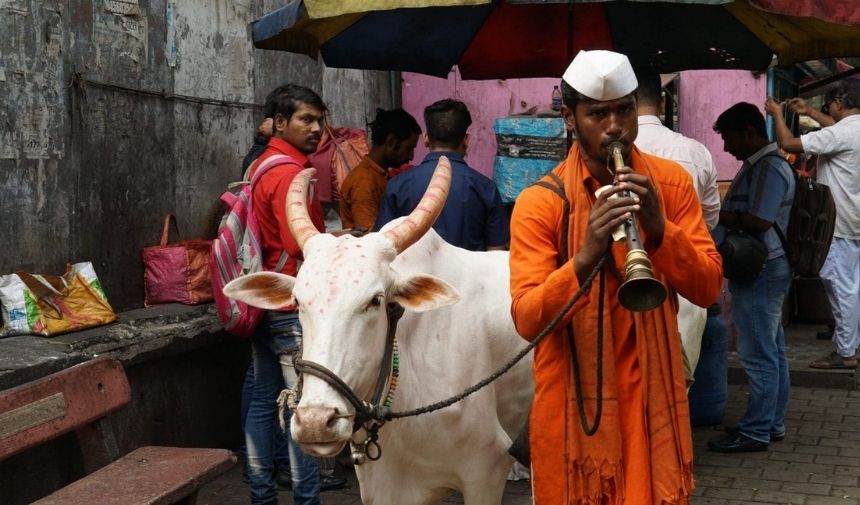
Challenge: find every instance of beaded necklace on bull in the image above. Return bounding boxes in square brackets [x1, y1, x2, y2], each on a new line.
[279, 302, 404, 464]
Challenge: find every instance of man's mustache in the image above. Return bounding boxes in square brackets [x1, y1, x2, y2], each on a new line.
[601, 131, 632, 149]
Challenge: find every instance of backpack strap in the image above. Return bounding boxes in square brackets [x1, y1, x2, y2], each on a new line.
[247, 154, 306, 272]
[531, 171, 570, 265]
[248, 154, 293, 185]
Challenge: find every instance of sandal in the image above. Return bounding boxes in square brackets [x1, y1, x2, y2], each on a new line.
[809, 352, 858, 370]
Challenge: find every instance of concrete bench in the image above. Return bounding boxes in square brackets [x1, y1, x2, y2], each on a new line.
[0, 356, 236, 504]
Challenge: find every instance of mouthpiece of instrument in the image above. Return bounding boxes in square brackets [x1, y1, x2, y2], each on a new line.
[608, 142, 625, 174]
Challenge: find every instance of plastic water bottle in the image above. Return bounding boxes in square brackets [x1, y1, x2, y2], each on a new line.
[551, 85, 562, 112]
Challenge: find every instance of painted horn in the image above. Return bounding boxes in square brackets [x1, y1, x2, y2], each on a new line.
[286, 167, 321, 251]
[384, 156, 452, 254]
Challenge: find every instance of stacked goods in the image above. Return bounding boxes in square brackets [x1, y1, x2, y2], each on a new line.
[493, 117, 567, 203]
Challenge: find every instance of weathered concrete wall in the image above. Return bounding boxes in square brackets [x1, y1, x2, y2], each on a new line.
[0, 0, 395, 310]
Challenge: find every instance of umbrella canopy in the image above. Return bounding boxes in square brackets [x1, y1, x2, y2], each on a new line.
[251, 0, 860, 79]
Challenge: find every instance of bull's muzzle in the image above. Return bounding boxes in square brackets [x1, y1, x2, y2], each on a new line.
[291, 406, 351, 447]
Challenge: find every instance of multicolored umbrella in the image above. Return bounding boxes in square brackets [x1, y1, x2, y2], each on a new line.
[251, 0, 860, 79]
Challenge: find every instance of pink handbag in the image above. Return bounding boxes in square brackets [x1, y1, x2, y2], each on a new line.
[142, 215, 213, 306]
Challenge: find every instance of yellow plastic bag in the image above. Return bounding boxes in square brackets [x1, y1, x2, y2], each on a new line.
[0, 262, 116, 337]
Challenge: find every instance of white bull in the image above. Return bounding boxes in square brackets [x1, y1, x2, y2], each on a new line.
[225, 157, 533, 504]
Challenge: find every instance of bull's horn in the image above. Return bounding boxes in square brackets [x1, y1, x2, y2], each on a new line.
[384, 156, 452, 254]
[286, 167, 321, 251]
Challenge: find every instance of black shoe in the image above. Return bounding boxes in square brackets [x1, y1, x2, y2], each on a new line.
[724, 425, 785, 442]
[708, 433, 769, 453]
[320, 474, 347, 492]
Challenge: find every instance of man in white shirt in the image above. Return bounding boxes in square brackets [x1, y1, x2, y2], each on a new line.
[635, 69, 721, 228]
[766, 80, 860, 369]
[634, 67, 721, 383]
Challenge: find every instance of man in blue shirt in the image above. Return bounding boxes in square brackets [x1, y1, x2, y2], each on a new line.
[708, 102, 795, 454]
[374, 99, 509, 251]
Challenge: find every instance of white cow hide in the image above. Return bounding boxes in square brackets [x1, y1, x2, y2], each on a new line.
[227, 221, 533, 505]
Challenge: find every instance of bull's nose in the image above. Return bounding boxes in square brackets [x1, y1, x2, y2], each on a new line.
[295, 406, 340, 428]
[292, 406, 346, 444]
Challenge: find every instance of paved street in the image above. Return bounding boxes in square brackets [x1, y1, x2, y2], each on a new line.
[199, 324, 860, 504]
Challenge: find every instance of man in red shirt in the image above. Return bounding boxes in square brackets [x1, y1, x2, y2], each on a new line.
[244, 84, 328, 505]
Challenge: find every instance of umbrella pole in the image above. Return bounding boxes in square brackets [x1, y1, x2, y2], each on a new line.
[566, 3, 575, 151]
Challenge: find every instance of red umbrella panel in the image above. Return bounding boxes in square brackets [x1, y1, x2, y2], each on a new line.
[457, 1, 779, 79]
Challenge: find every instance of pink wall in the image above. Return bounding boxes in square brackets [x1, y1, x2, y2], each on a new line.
[403, 68, 767, 182]
[402, 68, 558, 178]
[678, 70, 767, 181]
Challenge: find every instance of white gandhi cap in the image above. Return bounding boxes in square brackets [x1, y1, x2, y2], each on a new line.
[562, 50, 638, 101]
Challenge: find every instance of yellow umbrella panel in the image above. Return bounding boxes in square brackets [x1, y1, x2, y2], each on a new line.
[304, 0, 490, 19]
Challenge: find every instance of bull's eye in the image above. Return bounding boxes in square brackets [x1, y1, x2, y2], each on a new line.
[366, 294, 384, 310]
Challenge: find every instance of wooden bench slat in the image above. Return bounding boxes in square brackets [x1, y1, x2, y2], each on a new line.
[0, 357, 130, 460]
[32, 446, 237, 505]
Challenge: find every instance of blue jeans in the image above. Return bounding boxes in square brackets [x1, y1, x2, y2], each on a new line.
[245, 312, 320, 505]
[729, 255, 791, 443]
[241, 364, 290, 470]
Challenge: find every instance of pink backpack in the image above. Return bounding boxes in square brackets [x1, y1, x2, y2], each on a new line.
[210, 154, 296, 337]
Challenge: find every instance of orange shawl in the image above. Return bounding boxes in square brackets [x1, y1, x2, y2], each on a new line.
[509, 145, 722, 504]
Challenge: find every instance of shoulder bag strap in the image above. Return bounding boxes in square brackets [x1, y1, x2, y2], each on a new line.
[532, 171, 570, 265]
[160, 214, 179, 246]
[755, 153, 794, 251]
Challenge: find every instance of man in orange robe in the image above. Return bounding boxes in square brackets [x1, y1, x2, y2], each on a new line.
[509, 50, 722, 504]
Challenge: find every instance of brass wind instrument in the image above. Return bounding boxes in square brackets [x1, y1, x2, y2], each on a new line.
[608, 142, 667, 312]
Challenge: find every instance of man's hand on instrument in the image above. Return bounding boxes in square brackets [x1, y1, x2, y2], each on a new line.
[616, 165, 664, 246]
[581, 184, 638, 258]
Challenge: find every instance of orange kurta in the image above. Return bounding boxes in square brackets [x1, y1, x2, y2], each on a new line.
[509, 144, 722, 504]
[339, 155, 388, 230]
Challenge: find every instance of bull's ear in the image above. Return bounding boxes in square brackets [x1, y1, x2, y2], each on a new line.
[391, 274, 460, 312]
[223, 272, 296, 310]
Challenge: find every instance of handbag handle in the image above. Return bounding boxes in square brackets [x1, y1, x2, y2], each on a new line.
[17, 272, 68, 299]
[160, 214, 181, 246]
[15, 272, 68, 320]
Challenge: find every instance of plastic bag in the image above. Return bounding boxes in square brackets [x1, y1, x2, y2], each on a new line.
[0, 262, 116, 337]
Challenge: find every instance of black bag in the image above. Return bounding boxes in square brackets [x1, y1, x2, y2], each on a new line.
[717, 229, 768, 282]
[775, 174, 836, 277]
[508, 417, 531, 467]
